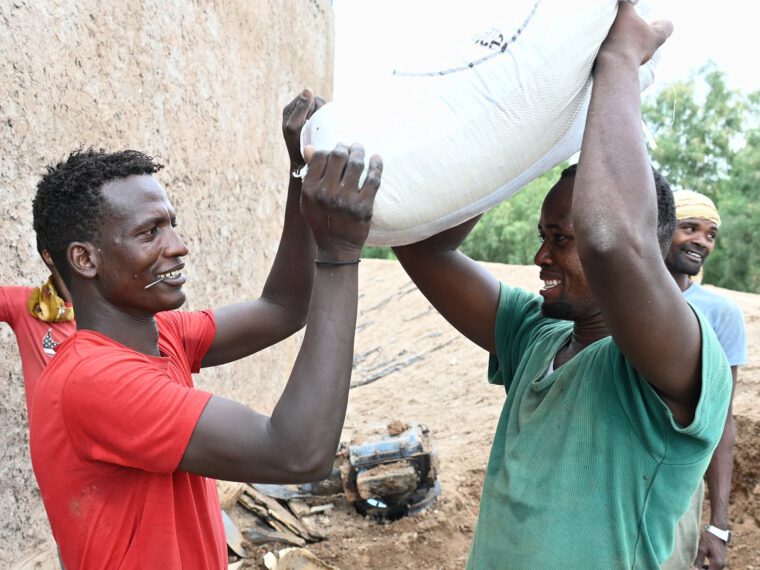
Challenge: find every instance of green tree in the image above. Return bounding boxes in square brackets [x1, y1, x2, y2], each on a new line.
[362, 244, 396, 260]
[642, 64, 747, 197]
[703, 190, 760, 292]
[460, 166, 566, 264]
[643, 64, 760, 292]
[700, 128, 760, 292]
[361, 165, 566, 265]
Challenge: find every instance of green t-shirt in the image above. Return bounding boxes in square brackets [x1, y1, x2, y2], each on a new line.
[466, 285, 731, 569]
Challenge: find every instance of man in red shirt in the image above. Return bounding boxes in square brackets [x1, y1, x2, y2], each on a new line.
[29, 89, 383, 569]
[3, 247, 243, 566]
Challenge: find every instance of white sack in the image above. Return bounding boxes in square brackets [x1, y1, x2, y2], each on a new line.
[301, 0, 658, 246]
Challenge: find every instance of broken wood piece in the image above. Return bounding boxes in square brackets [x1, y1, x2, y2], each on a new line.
[238, 493, 271, 519]
[288, 500, 333, 533]
[294, 517, 327, 541]
[217, 480, 248, 510]
[308, 504, 335, 515]
[287, 500, 311, 518]
[243, 485, 322, 542]
[268, 518, 296, 537]
[268, 505, 321, 542]
[263, 547, 341, 570]
[252, 483, 306, 501]
[244, 524, 306, 547]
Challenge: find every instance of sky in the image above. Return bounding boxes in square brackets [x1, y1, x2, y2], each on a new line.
[332, 0, 759, 100]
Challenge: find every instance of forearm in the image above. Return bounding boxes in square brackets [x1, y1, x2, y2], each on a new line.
[260, 175, 316, 318]
[706, 369, 738, 528]
[394, 252, 499, 352]
[394, 242, 473, 306]
[266, 264, 359, 479]
[392, 219, 478, 312]
[391, 216, 499, 352]
[705, 410, 735, 528]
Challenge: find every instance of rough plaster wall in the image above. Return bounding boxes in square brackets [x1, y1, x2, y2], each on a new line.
[0, 0, 334, 563]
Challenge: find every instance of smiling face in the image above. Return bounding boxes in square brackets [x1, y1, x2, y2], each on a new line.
[534, 176, 599, 321]
[92, 174, 189, 316]
[665, 217, 718, 277]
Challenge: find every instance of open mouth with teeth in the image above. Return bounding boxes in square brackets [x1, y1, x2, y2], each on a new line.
[156, 269, 183, 280]
[542, 279, 561, 291]
[144, 268, 185, 289]
[681, 249, 704, 263]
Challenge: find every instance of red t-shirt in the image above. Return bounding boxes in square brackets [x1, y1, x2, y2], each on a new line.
[30, 310, 226, 569]
[0, 285, 76, 416]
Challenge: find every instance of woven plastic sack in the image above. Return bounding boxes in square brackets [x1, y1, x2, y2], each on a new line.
[301, 0, 658, 246]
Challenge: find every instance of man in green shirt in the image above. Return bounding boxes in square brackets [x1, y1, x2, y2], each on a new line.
[393, 5, 732, 568]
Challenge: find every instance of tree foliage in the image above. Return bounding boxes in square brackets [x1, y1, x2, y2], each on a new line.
[643, 64, 760, 292]
[459, 167, 564, 264]
[361, 166, 564, 265]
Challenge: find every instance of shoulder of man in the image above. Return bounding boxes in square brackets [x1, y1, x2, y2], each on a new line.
[684, 282, 744, 320]
[0, 285, 35, 309]
[684, 283, 747, 366]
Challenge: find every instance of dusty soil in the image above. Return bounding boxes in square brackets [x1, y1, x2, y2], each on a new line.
[229, 259, 760, 569]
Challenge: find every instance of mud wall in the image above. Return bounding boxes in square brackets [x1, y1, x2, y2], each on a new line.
[0, 1, 334, 564]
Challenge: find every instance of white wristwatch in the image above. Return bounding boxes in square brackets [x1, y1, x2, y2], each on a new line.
[704, 524, 732, 544]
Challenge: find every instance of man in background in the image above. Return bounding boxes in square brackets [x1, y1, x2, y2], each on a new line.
[662, 189, 747, 570]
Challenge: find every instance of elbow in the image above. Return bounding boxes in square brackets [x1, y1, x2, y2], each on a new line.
[576, 224, 647, 265]
[576, 224, 621, 257]
[297, 442, 339, 482]
[268, 428, 337, 483]
[283, 299, 309, 333]
[289, 314, 308, 334]
[303, 457, 336, 483]
[282, 450, 336, 484]
[276, 309, 308, 340]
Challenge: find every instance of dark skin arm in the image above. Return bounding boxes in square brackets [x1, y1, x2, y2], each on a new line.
[201, 89, 325, 367]
[694, 365, 738, 570]
[392, 215, 501, 354]
[571, 6, 701, 425]
[179, 143, 383, 482]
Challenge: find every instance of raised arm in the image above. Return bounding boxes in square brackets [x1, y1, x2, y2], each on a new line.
[572, 6, 700, 423]
[202, 89, 325, 367]
[179, 143, 383, 482]
[392, 217, 501, 353]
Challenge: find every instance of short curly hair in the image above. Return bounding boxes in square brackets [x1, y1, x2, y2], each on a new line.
[33, 149, 164, 284]
[559, 163, 676, 256]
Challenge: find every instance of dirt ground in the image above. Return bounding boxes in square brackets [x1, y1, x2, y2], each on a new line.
[229, 259, 760, 570]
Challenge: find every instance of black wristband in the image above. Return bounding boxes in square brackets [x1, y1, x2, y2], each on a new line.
[315, 259, 361, 266]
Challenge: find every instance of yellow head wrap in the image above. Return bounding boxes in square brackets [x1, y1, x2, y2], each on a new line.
[27, 276, 75, 323]
[673, 190, 721, 227]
